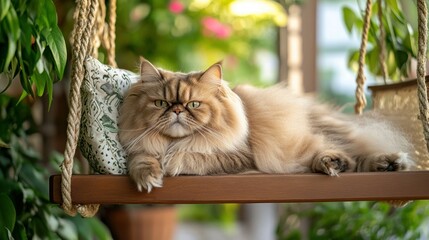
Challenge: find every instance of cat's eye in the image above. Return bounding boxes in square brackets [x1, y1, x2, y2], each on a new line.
[187, 101, 200, 109]
[154, 100, 168, 108]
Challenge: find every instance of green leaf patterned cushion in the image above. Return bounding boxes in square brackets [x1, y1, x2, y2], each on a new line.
[79, 57, 138, 174]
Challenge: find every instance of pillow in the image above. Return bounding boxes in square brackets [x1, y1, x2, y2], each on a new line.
[79, 57, 139, 174]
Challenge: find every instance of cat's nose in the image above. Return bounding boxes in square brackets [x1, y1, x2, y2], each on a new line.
[172, 106, 183, 115]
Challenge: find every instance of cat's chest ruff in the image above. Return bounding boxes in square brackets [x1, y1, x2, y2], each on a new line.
[141, 137, 169, 156]
[169, 137, 216, 153]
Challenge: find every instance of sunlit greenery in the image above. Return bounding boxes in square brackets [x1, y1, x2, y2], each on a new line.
[113, 0, 287, 86]
[277, 201, 429, 239]
[343, 0, 425, 82]
[178, 203, 239, 231]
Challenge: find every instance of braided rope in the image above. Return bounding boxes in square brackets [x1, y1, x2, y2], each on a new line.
[377, 0, 388, 83]
[416, 0, 429, 154]
[91, 0, 106, 58]
[107, 0, 117, 67]
[388, 0, 428, 208]
[61, 0, 100, 217]
[91, 0, 117, 66]
[354, 0, 372, 115]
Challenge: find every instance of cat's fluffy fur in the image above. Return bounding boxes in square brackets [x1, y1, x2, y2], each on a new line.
[118, 58, 412, 192]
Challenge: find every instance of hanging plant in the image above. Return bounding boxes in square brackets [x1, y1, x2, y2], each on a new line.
[0, 0, 66, 105]
[0, 95, 112, 239]
[343, 0, 422, 82]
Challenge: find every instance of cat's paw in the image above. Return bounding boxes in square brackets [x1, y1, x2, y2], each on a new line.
[129, 162, 163, 193]
[368, 152, 411, 172]
[164, 157, 183, 176]
[313, 151, 355, 176]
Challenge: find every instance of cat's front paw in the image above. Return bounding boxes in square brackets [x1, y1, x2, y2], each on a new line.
[367, 152, 411, 172]
[129, 159, 164, 192]
[313, 150, 355, 176]
[164, 157, 183, 176]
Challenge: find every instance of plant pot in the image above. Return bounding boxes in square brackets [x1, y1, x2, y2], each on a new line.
[102, 205, 177, 240]
[369, 77, 429, 170]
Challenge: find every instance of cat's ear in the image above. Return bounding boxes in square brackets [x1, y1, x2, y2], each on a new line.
[199, 61, 223, 84]
[140, 57, 161, 82]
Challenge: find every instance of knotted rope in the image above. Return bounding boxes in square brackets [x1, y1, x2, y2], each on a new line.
[354, 0, 372, 115]
[61, 0, 117, 217]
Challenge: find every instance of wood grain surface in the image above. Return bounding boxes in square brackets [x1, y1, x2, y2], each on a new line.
[50, 172, 429, 205]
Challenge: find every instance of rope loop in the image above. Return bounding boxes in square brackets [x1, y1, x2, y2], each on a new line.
[60, 0, 116, 217]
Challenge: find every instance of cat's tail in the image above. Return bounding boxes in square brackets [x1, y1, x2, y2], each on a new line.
[353, 111, 415, 169]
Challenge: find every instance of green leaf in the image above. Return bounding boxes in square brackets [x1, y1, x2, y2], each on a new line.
[0, 193, 16, 233]
[44, 0, 58, 26]
[384, 7, 399, 50]
[394, 49, 409, 73]
[342, 7, 356, 34]
[20, 163, 49, 198]
[366, 47, 380, 76]
[32, 217, 52, 239]
[44, 212, 59, 232]
[347, 50, 360, 73]
[18, 72, 34, 98]
[34, 0, 57, 29]
[43, 26, 66, 79]
[87, 218, 112, 240]
[0, 0, 10, 21]
[385, 0, 402, 21]
[3, 7, 19, 41]
[19, 184, 36, 204]
[0, 7, 20, 72]
[31, 71, 46, 97]
[3, 36, 17, 73]
[367, 18, 378, 45]
[57, 219, 78, 240]
[12, 222, 27, 240]
[403, 24, 417, 58]
[17, 91, 28, 104]
[17, 16, 32, 58]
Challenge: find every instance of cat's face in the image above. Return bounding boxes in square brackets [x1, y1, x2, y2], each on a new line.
[129, 58, 226, 139]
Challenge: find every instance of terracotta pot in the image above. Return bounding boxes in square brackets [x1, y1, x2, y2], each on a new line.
[103, 206, 177, 240]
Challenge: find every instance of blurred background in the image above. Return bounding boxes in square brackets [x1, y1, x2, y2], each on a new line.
[1, 0, 429, 239]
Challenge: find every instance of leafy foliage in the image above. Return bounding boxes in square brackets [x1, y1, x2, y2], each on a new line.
[112, 0, 285, 86]
[277, 201, 429, 240]
[0, 95, 112, 240]
[0, 0, 66, 105]
[343, 0, 423, 82]
[179, 204, 239, 230]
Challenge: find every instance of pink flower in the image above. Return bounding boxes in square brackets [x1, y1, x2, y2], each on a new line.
[169, 0, 184, 14]
[201, 17, 232, 39]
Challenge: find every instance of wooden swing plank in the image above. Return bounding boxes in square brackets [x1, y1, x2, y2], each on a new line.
[50, 171, 429, 205]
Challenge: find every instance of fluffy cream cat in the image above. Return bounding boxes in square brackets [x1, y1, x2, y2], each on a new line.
[118, 58, 412, 192]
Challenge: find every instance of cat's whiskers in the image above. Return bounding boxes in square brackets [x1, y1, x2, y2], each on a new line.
[118, 126, 151, 132]
[185, 118, 225, 146]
